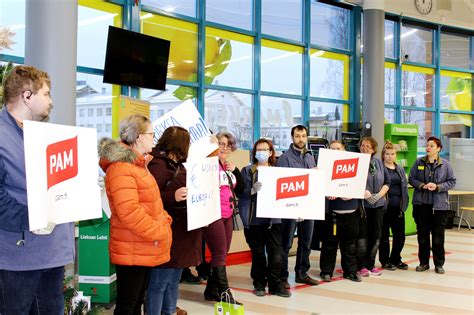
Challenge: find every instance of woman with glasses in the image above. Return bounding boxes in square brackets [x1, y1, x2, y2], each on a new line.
[238, 139, 291, 298]
[203, 132, 244, 304]
[409, 136, 456, 274]
[357, 137, 390, 277]
[98, 114, 172, 314]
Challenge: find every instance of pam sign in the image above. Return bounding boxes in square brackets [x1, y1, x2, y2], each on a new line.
[24, 121, 102, 231]
[257, 166, 326, 220]
[317, 148, 370, 199]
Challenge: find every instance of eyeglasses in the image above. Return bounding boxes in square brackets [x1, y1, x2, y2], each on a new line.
[218, 142, 232, 149]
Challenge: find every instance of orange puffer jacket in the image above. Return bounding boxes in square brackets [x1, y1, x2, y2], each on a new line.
[98, 138, 172, 267]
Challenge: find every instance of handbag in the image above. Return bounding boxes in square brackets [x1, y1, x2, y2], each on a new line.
[214, 289, 244, 315]
[219, 161, 243, 231]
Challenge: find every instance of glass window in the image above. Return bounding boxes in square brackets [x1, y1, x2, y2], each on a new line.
[105, 124, 112, 133]
[262, 0, 302, 41]
[311, 1, 349, 50]
[141, 14, 198, 82]
[206, 0, 252, 30]
[440, 32, 470, 69]
[384, 108, 395, 123]
[261, 40, 303, 95]
[106, 107, 111, 116]
[141, 84, 196, 121]
[0, 0, 25, 57]
[97, 124, 103, 133]
[205, 27, 253, 89]
[141, 0, 196, 17]
[310, 50, 349, 100]
[260, 96, 302, 150]
[76, 73, 113, 137]
[440, 113, 472, 153]
[440, 71, 472, 112]
[77, 2, 122, 69]
[97, 108, 103, 117]
[309, 102, 347, 141]
[401, 24, 433, 64]
[401, 65, 434, 108]
[384, 20, 395, 58]
[204, 90, 253, 149]
[385, 63, 396, 105]
[401, 110, 433, 150]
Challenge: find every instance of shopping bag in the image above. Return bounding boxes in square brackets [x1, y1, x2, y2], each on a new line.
[214, 290, 244, 315]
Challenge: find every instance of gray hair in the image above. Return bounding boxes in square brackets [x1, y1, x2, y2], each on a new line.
[119, 114, 151, 146]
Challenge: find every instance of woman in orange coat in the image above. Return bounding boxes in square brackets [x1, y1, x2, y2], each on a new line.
[98, 114, 172, 315]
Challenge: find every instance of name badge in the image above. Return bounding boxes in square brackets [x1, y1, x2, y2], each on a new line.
[417, 166, 425, 170]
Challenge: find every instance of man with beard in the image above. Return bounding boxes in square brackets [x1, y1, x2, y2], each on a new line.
[277, 125, 319, 288]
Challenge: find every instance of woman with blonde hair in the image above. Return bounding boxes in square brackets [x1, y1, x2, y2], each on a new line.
[98, 114, 172, 314]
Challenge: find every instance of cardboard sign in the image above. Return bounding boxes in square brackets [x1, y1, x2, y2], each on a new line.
[317, 148, 370, 199]
[185, 156, 221, 230]
[152, 100, 218, 161]
[24, 121, 102, 230]
[256, 166, 326, 220]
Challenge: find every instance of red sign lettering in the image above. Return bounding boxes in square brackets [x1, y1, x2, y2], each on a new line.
[46, 136, 78, 189]
[276, 174, 309, 200]
[332, 158, 358, 180]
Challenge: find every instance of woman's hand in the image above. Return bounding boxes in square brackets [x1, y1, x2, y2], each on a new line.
[225, 161, 236, 172]
[175, 187, 188, 202]
[364, 190, 372, 199]
[425, 182, 438, 191]
[327, 196, 337, 200]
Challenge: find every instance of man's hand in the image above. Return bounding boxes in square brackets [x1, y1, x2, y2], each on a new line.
[31, 222, 56, 235]
[251, 182, 262, 195]
[175, 187, 188, 202]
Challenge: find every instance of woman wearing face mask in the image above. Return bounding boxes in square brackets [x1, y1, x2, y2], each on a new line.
[320, 141, 362, 283]
[238, 139, 291, 298]
[409, 136, 456, 274]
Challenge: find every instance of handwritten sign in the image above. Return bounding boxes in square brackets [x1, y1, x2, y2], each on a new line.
[24, 121, 102, 230]
[152, 100, 218, 161]
[184, 156, 221, 230]
[317, 148, 370, 199]
[256, 166, 326, 220]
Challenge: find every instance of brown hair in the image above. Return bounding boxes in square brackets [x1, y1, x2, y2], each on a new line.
[216, 132, 237, 152]
[381, 140, 396, 162]
[155, 126, 190, 161]
[119, 114, 151, 146]
[251, 138, 277, 166]
[359, 136, 378, 156]
[427, 136, 442, 149]
[329, 140, 345, 150]
[2, 65, 51, 105]
[291, 124, 308, 137]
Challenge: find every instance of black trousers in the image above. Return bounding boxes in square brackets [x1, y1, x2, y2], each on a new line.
[356, 206, 384, 270]
[379, 205, 406, 265]
[114, 265, 151, 315]
[413, 204, 448, 267]
[243, 224, 283, 291]
[320, 210, 360, 277]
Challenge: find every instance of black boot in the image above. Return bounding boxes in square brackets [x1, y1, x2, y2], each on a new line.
[213, 266, 242, 305]
[196, 261, 211, 280]
[181, 267, 201, 284]
[204, 268, 220, 302]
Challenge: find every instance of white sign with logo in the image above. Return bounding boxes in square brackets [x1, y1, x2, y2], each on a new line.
[152, 100, 218, 161]
[256, 166, 326, 220]
[24, 121, 102, 230]
[184, 156, 221, 230]
[316, 148, 370, 199]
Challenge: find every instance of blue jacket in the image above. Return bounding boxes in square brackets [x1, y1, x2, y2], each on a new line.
[238, 164, 281, 227]
[0, 109, 75, 271]
[409, 156, 456, 211]
[364, 157, 391, 209]
[388, 163, 409, 212]
[277, 144, 316, 169]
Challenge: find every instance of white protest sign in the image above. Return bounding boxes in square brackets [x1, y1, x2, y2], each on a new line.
[184, 156, 221, 230]
[316, 148, 370, 199]
[152, 100, 218, 161]
[256, 166, 326, 220]
[24, 121, 102, 230]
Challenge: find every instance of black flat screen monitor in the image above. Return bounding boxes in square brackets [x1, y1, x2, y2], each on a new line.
[103, 26, 170, 91]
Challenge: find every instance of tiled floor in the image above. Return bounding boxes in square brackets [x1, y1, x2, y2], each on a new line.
[176, 229, 474, 314]
[102, 229, 473, 314]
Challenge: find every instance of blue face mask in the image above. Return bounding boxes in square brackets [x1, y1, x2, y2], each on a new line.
[255, 150, 270, 163]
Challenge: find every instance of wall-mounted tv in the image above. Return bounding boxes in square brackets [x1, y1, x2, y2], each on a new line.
[103, 26, 170, 91]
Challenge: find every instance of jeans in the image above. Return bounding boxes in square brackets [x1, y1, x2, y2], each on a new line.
[356, 206, 384, 270]
[243, 224, 283, 290]
[281, 219, 314, 279]
[146, 268, 183, 315]
[413, 204, 448, 267]
[320, 211, 359, 276]
[379, 205, 406, 265]
[114, 265, 151, 315]
[203, 217, 233, 267]
[0, 266, 65, 315]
